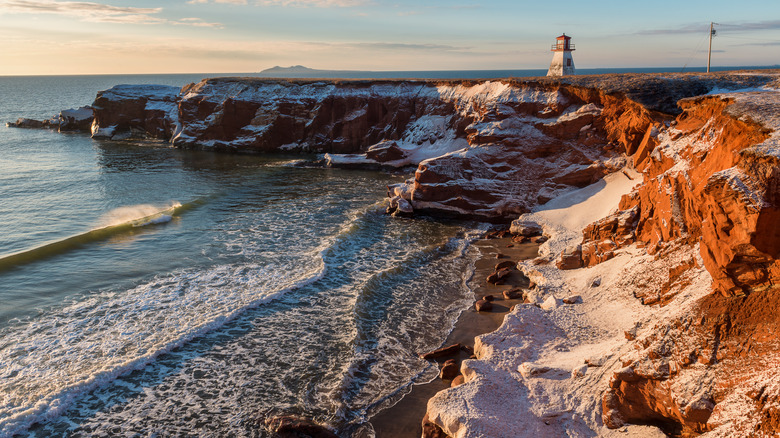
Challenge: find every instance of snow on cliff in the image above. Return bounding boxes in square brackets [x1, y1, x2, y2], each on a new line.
[425, 87, 780, 437]
[426, 170, 712, 438]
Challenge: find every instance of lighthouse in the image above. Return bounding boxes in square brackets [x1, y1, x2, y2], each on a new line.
[547, 34, 575, 77]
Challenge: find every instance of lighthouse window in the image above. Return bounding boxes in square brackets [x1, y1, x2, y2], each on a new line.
[566, 59, 571, 66]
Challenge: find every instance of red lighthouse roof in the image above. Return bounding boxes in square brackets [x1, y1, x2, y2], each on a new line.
[551, 33, 574, 51]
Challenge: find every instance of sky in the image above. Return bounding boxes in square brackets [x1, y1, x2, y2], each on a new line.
[0, 0, 778, 75]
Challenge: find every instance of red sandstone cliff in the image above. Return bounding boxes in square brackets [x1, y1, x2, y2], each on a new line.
[10, 71, 780, 436]
[422, 84, 780, 438]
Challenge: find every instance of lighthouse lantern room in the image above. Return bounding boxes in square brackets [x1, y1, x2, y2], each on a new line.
[547, 33, 575, 77]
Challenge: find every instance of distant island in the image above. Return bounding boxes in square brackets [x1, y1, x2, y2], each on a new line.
[258, 65, 365, 78]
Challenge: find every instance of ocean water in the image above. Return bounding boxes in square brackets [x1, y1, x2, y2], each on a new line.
[0, 74, 483, 437]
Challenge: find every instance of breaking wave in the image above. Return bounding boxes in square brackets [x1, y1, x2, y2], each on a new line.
[0, 201, 198, 272]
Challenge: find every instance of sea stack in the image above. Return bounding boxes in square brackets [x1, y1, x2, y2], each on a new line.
[547, 33, 576, 76]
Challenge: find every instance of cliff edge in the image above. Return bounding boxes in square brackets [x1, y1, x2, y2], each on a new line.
[8, 70, 780, 436]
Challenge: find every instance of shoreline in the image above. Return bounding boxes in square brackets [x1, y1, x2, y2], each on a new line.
[369, 235, 539, 437]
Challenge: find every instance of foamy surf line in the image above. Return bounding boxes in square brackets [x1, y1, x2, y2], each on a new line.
[0, 200, 384, 436]
[0, 201, 194, 272]
[0, 258, 327, 437]
[325, 226, 487, 426]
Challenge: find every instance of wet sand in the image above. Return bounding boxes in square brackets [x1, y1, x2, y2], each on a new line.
[369, 236, 539, 437]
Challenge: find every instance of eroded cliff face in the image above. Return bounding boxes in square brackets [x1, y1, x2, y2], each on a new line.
[392, 83, 661, 220]
[10, 71, 780, 436]
[420, 85, 780, 437]
[549, 91, 780, 436]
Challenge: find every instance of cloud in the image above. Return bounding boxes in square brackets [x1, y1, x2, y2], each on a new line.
[187, 0, 248, 4]
[0, 0, 223, 27]
[257, 0, 368, 7]
[350, 42, 466, 51]
[637, 20, 780, 35]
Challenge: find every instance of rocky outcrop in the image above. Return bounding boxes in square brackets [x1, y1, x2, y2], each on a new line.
[423, 83, 780, 437]
[6, 106, 93, 132]
[90, 84, 179, 140]
[574, 92, 780, 297]
[13, 71, 753, 221]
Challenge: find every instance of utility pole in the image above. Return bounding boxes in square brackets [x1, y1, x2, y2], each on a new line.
[707, 22, 718, 73]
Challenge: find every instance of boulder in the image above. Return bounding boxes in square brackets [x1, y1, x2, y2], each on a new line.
[440, 359, 459, 380]
[510, 220, 543, 236]
[263, 415, 338, 438]
[486, 268, 510, 284]
[451, 375, 465, 387]
[386, 196, 413, 217]
[365, 140, 410, 163]
[475, 299, 493, 312]
[503, 288, 523, 300]
[532, 235, 549, 244]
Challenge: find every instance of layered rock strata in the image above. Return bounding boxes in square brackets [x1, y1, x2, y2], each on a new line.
[10, 72, 772, 221]
[424, 85, 780, 437]
[7, 71, 780, 436]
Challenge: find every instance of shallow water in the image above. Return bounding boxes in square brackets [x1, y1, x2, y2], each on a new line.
[0, 75, 481, 436]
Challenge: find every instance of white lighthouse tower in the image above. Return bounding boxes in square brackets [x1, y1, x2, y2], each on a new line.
[547, 33, 575, 77]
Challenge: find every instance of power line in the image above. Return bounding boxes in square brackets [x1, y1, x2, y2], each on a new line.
[681, 29, 710, 72]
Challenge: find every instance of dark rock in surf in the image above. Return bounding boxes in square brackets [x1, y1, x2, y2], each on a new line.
[264, 415, 339, 438]
[420, 343, 461, 360]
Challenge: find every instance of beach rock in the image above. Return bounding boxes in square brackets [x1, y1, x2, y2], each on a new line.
[386, 196, 413, 217]
[532, 235, 548, 244]
[440, 359, 459, 380]
[510, 220, 542, 236]
[562, 295, 581, 304]
[486, 267, 510, 284]
[494, 260, 516, 270]
[263, 415, 338, 438]
[365, 140, 409, 163]
[503, 288, 523, 300]
[420, 343, 461, 360]
[451, 375, 465, 387]
[475, 299, 493, 312]
[494, 253, 507, 259]
[460, 344, 474, 355]
[482, 295, 495, 302]
[590, 277, 602, 287]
